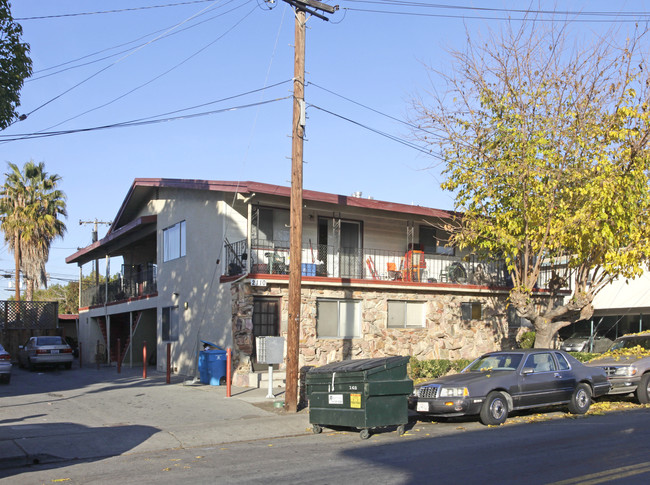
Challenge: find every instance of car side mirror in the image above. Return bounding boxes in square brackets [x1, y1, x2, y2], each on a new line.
[18, 345, 24, 350]
[522, 367, 535, 375]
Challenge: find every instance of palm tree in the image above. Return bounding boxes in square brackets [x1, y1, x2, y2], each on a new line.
[0, 161, 67, 300]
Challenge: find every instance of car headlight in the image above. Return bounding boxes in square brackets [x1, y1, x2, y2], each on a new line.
[439, 387, 469, 397]
[614, 367, 637, 376]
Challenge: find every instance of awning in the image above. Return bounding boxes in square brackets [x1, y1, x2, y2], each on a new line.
[65, 215, 157, 266]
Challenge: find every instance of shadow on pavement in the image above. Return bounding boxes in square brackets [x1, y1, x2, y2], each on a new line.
[0, 422, 160, 479]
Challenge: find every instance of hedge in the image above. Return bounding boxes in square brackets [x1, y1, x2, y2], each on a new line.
[409, 352, 599, 381]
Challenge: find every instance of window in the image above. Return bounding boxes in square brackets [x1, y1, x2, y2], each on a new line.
[554, 352, 570, 371]
[420, 225, 454, 256]
[253, 298, 280, 337]
[254, 207, 290, 244]
[524, 352, 556, 373]
[316, 299, 360, 338]
[461, 302, 483, 321]
[163, 221, 186, 262]
[387, 301, 425, 328]
[162, 306, 179, 341]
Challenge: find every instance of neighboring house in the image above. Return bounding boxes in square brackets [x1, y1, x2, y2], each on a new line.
[559, 271, 650, 349]
[66, 179, 561, 386]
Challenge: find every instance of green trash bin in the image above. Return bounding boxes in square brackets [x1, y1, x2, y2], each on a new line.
[306, 356, 413, 439]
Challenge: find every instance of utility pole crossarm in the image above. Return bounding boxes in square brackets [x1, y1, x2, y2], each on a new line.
[282, 0, 338, 21]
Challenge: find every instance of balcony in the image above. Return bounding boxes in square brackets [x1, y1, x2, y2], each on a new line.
[227, 239, 519, 287]
[225, 238, 568, 290]
[81, 266, 157, 307]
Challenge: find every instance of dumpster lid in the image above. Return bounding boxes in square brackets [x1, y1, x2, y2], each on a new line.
[307, 356, 409, 374]
[201, 340, 223, 350]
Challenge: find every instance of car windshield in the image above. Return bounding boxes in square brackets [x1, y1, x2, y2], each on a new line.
[568, 333, 589, 339]
[464, 353, 523, 372]
[609, 337, 650, 351]
[36, 336, 64, 346]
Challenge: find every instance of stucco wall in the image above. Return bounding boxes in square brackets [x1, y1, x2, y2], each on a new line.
[154, 188, 243, 375]
[229, 280, 514, 384]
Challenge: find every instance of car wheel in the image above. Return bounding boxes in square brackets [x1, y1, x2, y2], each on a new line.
[480, 391, 509, 426]
[635, 373, 650, 404]
[568, 383, 591, 414]
[65, 362, 72, 370]
[27, 358, 34, 372]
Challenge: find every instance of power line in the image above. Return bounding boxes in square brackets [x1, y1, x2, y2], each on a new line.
[29, 0, 246, 80]
[308, 81, 443, 140]
[42, 3, 258, 132]
[0, 80, 291, 138]
[0, 96, 292, 142]
[341, 1, 650, 23]
[15, 1, 218, 21]
[308, 103, 444, 160]
[343, 0, 650, 18]
[20, 0, 228, 121]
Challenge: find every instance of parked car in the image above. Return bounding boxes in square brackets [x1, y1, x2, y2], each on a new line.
[18, 336, 74, 371]
[585, 332, 650, 403]
[561, 333, 613, 353]
[0, 343, 11, 384]
[409, 349, 610, 425]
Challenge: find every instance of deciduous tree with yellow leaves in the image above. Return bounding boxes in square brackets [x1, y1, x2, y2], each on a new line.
[414, 22, 650, 348]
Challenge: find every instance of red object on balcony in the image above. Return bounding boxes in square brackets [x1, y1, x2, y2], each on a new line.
[403, 250, 426, 282]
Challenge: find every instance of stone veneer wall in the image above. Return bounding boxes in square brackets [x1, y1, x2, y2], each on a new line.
[230, 281, 515, 386]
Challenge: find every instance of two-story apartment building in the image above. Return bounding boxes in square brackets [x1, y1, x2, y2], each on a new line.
[66, 179, 558, 386]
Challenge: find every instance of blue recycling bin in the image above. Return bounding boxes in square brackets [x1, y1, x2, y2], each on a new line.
[205, 349, 227, 386]
[198, 351, 210, 384]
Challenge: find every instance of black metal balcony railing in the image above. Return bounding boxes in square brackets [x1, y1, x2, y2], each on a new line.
[226, 238, 568, 290]
[81, 268, 157, 307]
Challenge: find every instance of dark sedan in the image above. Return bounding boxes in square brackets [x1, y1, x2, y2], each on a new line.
[409, 349, 610, 425]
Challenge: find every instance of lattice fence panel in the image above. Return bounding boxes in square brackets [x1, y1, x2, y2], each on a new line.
[0, 301, 59, 330]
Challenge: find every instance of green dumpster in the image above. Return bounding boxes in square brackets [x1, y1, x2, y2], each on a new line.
[306, 356, 413, 439]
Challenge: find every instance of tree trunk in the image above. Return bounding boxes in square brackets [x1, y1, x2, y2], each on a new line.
[533, 322, 556, 348]
[14, 233, 20, 301]
[533, 317, 572, 349]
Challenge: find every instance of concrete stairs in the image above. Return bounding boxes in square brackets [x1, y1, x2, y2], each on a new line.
[249, 369, 286, 389]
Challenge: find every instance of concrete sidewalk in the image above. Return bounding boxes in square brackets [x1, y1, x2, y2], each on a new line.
[0, 365, 311, 469]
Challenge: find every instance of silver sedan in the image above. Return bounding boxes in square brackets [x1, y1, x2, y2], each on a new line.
[0, 343, 11, 383]
[18, 336, 74, 370]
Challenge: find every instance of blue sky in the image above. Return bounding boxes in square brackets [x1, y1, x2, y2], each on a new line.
[1, 0, 647, 290]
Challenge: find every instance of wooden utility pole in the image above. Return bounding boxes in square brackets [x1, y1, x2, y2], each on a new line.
[79, 219, 112, 288]
[283, 0, 337, 412]
[285, 5, 306, 414]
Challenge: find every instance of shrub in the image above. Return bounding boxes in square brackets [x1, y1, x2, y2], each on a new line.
[409, 357, 472, 380]
[568, 351, 606, 362]
[518, 331, 536, 349]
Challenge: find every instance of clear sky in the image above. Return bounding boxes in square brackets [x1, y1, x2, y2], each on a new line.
[1, 0, 647, 292]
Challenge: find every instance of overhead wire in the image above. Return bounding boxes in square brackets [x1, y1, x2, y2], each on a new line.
[15, 1, 218, 21]
[29, 0, 245, 80]
[20, 0, 226, 121]
[0, 79, 291, 139]
[0, 96, 292, 142]
[342, 0, 650, 18]
[41, 2, 259, 132]
[307, 103, 443, 160]
[308, 81, 443, 140]
[340, 1, 650, 23]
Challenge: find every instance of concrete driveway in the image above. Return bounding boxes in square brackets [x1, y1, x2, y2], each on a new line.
[0, 364, 309, 469]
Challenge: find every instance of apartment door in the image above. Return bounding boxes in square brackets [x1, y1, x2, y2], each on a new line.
[340, 221, 362, 278]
